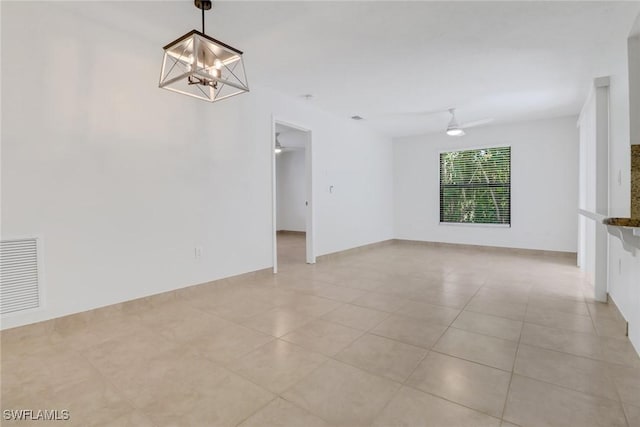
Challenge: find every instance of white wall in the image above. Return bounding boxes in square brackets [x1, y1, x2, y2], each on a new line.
[601, 12, 640, 353]
[630, 34, 640, 147]
[276, 148, 306, 232]
[394, 117, 579, 252]
[0, 2, 394, 329]
[577, 96, 597, 283]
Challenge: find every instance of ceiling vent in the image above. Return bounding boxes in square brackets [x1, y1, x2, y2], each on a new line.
[1, 238, 41, 315]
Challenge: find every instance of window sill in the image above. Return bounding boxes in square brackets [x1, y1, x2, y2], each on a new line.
[439, 222, 511, 228]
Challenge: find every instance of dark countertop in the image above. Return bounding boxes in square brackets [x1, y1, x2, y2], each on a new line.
[603, 217, 640, 227]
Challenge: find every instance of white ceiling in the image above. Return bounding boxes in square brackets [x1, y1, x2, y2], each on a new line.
[76, 1, 640, 137]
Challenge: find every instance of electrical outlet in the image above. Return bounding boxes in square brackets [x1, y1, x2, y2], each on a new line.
[195, 246, 203, 259]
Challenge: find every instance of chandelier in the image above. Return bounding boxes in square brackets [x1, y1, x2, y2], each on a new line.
[159, 0, 249, 102]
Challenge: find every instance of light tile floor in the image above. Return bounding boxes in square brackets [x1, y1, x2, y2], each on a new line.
[2, 234, 639, 426]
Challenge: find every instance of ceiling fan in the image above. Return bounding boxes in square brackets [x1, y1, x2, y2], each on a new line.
[374, 108, 494, 136]
[274, 132, 304, 154]
[445, 108, 493, 136]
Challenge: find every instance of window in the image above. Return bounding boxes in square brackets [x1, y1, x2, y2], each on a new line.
[439, 146, 511, 225]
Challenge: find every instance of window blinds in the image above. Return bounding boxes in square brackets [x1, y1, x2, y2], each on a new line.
[439, 147, 511, 225]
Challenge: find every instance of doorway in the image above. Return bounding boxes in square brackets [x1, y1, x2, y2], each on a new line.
[272, 120, 315, 273]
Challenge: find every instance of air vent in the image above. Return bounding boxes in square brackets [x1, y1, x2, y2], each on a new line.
[1, 238, 41, 315]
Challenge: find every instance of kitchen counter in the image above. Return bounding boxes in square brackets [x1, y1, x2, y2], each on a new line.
[603, 217, 640, 227]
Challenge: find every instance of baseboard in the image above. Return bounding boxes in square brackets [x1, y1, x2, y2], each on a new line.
[317, 239, 395, 262]
[607, 293, 629, 331]
[0, 239, 578, 339]
[393, 239, 577, 260]
[316, 238, 576, 262]
[0, 267, 273, 338]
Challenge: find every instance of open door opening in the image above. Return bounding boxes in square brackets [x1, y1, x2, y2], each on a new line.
[272, 120, 315, 273]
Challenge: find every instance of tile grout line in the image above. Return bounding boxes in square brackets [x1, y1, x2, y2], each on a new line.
[399, 381, 503, 423]
[586, 301, 634, 427]
[232, 395, 280, 426]
[395, 274, 512, 421]
[73, 336, 160, 425]
[498, 275, 534, 424]
[396, 275, 487, 386]
[518, 324, 639, 368]
[398, 270, 511, 423]
[428, 275, 490, 352]
[276, 261, 637, 420]
[463, 274, 524, 426]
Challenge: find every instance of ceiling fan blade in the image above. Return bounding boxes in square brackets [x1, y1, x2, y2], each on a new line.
[370, 108, 448, 118]
[461, 118, 494, 129]
[278, 145, 304, 152]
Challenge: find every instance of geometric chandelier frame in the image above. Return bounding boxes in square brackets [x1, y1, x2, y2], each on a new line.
[159, 1, 249, 103]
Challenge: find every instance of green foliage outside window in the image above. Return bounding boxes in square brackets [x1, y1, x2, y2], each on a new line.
[440, 147, 511, 225]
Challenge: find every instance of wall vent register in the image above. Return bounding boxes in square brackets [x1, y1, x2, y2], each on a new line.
[0, 238, 41, 315]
